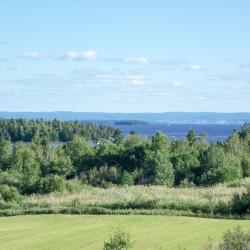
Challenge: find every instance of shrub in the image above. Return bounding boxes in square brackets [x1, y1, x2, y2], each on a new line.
[37, 175, 66, 194]
[219, 225, 250, 249]
[82, 166, 119, 187]
[0, 184, 22, 202]
[179, 178, 196, 188]
[65, 179, 83, 194]
[231, 186, 250, 215]
[103, 229, 134, 250]
[241, 157, 250, 178]
[227, 178, 250, 188]
[202, 226, 250, 250]
[120, 171, 134, 186]
[0, 171, 19, 187]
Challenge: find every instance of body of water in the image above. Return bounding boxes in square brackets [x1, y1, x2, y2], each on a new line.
[112, 124, 242, 142]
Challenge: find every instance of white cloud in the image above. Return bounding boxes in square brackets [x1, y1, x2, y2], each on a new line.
[190, 64, 202, 71]
[125, 57, 149, 65]
[63, 50, 97, 60]
[20, 52, 42, 60]
[172, 81, 181, 87]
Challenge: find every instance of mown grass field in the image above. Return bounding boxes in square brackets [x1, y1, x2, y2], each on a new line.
[1, 215, 250, 250]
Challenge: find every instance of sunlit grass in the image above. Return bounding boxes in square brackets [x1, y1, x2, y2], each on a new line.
[0, 215, 250, 250]
[24, 185, 245, 209]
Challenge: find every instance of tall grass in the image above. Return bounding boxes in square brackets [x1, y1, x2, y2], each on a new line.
[25, 185, 244, 206]
[1, 185, 248, 218]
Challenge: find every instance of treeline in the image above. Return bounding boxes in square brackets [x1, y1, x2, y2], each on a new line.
[0, 119, 123, 142]
[0, 120, 250, 198]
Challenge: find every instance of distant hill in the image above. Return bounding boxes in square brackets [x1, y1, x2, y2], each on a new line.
[0, 112, 250, 124]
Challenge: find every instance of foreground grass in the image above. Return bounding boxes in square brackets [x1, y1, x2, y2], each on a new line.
[0, 215, 250, 250]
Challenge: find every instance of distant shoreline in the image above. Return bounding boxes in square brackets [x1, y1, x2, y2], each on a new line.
[0, 111, 250, 125]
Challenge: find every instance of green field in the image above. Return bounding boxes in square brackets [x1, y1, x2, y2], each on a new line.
[0, 215, 250, 250]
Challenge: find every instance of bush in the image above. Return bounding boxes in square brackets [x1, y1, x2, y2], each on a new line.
[242, 157, 250, 178]
[219, 225, 250, 249]
[103, 229, 134, 250]
[82, 166, 120, 187]
[227, 178, 250, 188]
[120, 171, 134, 186]
[0, 171, 19, 187]
[231, 186, 250, 215]
[0, 184, 22, 202]
[179, 178, 196, 188]
[37, 175, 66, 194]
[202, 226, 250, 250]
[65, 179, 83, 194]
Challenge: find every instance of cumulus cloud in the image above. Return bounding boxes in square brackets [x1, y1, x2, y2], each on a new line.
[125, 57, 149, 65]
[20, 52, 42, 60]
[62, 50, 98, 60]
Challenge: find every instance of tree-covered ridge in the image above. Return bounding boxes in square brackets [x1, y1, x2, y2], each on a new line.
[0, 120, 250, 199]
[0, 119, 123, 142]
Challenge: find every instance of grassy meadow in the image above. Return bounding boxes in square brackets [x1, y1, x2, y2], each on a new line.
[1, 215, 250, 250]
[14, 185, 245, 218]
[25, 185, 244, 206]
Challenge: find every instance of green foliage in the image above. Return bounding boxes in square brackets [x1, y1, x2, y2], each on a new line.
[219, 226, 250, 250]
[143, 150, 174, 186]
[202, 226, 250, 250]
[0, 171, 19, 186]
[0, 184, 22, 202]
[239, 123, 250, 144]
[171, 140, 200, 185]
[82, 166, 119, 187]
[64, 136, 93, 171]
[49, 147, 74, 177]
[231, 186, 250, 215]
[151, 131, 170, 152]
[0, 140, 12, 170]
[37, 175, 66, 194]
[187, 129, 196, 146]
[200, 144, 241, 185]
[19, 148, 41, 194]
[0, 119, 122, 142]
[179, 178, 196, 188]
[95, 141, 123, 168]
[241, 156, 250, 177]
[0, 119, 250, 198]
[120, 171, 134, 186]
[124, 134, 142, 149]
[227, 178, 250, 188]
[103, 229, 134, 250]
[64, 179, 83, 193]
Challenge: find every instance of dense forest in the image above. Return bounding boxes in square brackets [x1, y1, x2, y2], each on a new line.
[0, 119, 122, 142]
[0, 119, 250, 198]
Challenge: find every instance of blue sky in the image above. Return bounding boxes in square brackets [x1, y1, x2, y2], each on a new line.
[0, 0, 250, 112]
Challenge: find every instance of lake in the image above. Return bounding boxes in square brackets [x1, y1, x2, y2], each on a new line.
[112, 124, 242, 142]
